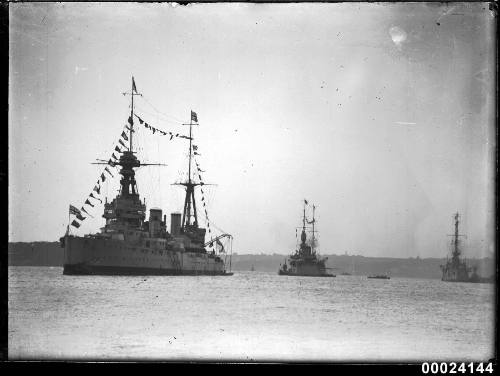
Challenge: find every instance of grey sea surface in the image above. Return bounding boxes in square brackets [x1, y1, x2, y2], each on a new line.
[8, 266, 495, 361]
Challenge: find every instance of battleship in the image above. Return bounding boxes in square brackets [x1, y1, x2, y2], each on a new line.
[60, 78, 233, 276]
[278, 201, 334, 277]
[440, 213, 491, 283]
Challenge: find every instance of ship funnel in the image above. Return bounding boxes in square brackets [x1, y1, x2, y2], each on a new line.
[149, 208, 162, 238]
[171, 212, 181, 236]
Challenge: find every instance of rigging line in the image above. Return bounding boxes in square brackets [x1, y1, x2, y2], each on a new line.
[211, 222, 228, 235]
[140, 94, 186, 123]
[135, 103, 181, 124]
[134, 104, 184, 127]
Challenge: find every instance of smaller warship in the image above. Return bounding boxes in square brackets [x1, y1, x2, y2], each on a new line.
[278, 200, 334, 277]
[440, 213, 492, 283]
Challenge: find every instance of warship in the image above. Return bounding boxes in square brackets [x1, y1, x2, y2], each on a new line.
[278, 201, 334, 277]
[440, 213, 490, 283]
[60, 78, 233, 276]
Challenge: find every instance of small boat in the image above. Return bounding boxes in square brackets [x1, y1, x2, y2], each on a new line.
[367, 274, 390, 279]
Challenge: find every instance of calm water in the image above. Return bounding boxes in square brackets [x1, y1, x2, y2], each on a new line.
[8, 266, 495, 361]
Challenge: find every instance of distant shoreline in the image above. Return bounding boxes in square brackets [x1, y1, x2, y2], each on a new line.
[8, 241, 495, 280]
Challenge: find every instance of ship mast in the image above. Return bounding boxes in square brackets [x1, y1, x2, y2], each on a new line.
[452, 212, 461, 259]
[300, 200, 307, 245]
[447, 212, 466, 263]
[311, 204, 316, 254]
[118, 77, 142, 198]
[130, 77, 135, 152]
[180, 112, 199, 229]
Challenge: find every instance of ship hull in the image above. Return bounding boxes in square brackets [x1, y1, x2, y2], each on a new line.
[63, 264, 232, 276]
[278, 258, 333, 277]
[278, 270, 335, 277]
[441, 276, 491, 283]
[63, 235, 231, 276]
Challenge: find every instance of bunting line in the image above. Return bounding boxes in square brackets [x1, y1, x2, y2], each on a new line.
[71, 118, 132, 229]
[193, 154, 215, 247]
[134, 114, 192, 140]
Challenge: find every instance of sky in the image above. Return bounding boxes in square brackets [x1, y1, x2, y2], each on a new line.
[9, 2, 496, 258]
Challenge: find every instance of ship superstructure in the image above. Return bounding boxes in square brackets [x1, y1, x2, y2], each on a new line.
[61, 78, 233, 276]
[440, 213, 480, 283]
[278, 201, 334, 277]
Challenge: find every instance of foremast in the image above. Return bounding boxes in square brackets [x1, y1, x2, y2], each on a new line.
[101, 77, 165, 230]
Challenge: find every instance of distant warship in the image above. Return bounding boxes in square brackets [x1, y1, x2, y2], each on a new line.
[440, 213, 491, 283]
[278, 201, 334, 277]
[60, 78, 233, 276]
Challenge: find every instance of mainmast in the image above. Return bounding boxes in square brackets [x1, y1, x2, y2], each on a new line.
[453, 212, 461, 258]
[311, 204, 316, 254]
[300, 200, 307, 245]
[180, 111, 200, 229]
[447, 212, 467, 263]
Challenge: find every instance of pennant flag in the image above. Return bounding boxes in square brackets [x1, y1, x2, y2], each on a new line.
[90, 193, 102, 203]
[191, 110, 198, 123]
[132, 77, 138, 93]
[304, 199, 308, 205]
[201, 197, 205, 202]
[111, 153, 118, 160]
[69, 205, 81, 216]
[200, 182, 204, 186]
[169, 135, 174, 140]
[192, 145, 198, 151]
[81, 207, 92, 217]
[216, 238, 225, 253]
[138, 116, 144, 124]
[152, 127, 156, 134]
[105, 167, 114, 177]
[76, 213, 86, 222]
[115, 146, 122, 153]
[194, 151, 200, 156]
[101, 173, 106, 182]
[107, 159, 116, 167]
[160, 130, 166, 135]
[93, 185, 101, 194]
[71, 220, 81, 228]
[203, 202, 206, 207]
[121, 131, 129, 141]
[128, 116, 133, 126]
[119, 139, 127, 148]
[198, 174, 202, 180]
